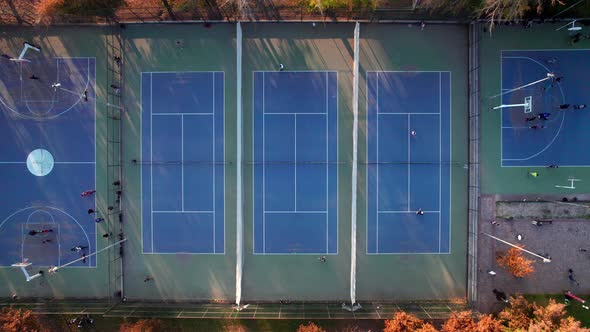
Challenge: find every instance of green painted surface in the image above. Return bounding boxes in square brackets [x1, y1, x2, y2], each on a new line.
[0, 26, 112, 299]
[479, 24, 590, 194]
[241, 23, 354, 301]
[356, 24, 468, 300]
[0, 22, 468, 302]
[122, 24, 237, 301]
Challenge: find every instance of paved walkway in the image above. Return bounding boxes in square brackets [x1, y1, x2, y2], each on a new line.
[478, 194, 590, 313]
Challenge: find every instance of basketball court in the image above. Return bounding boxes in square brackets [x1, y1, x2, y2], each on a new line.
[0, 52, 97, 268]
[499, 50, 590, 167]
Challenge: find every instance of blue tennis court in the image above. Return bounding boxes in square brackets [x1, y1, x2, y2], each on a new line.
[141, 71, 225, 254]
[366, 71, 451, 254]
[253, 71, 338, 254]
[0, 56, 97, 267]
[501, 50, 590, 167]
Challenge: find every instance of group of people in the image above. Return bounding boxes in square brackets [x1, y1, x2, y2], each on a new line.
[27, 189, 102, 264]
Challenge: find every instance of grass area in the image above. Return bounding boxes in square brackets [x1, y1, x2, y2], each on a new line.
[525, 294, 590, 328]
[40, 315, 386, 332]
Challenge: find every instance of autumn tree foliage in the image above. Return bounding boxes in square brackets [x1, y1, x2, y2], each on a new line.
[496, 247, 535, 278]
[498, 295, 534, 330]
[36, 0, 125, 23]
[0, 307, 45, 332]
[420, 0, 564, 31]
[474, 314, 504, 332]
[497, 295, 590, 332]
[119, 319, 163, 332]
[440, 311, 475, 332]
[528, 299, 590, 332]
[383, 311, 429, 332]
[296, 322, 326, 332]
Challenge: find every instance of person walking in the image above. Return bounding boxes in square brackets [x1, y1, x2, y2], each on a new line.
[568, 268, 580, 286]
[528, 171, 539, 178]
[94, 217, 104, 223]
[537, 112, 551, 120]
[416, 209, 424, 215]
[493, 289, 509, 303]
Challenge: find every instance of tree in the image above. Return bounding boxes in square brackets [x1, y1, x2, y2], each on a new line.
[528, 299, 590, 332]
[440, 311, 475, 332]
[0, 307, 45, 332]
[498, 295, 534, 330]
[415, 323, 438, 332]
[496, 247, 535, 278]
[420, 0, 565, 31]
[383, 311, 427, 332]
[474, 314, 503, 332]
[479, 0, 564, 29]
[36, 0, 126, 23]
[119, 319, 163, 332]
[297, 322, 326, 332]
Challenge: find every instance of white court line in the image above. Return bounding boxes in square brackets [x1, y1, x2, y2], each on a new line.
[140, 73, 144, 253]
[222, 72, 226, 254]
[265, 211, 327, 214]
[0, 206, 93, 268]
[252, 70, 332, 73]
[152, 113, 213, 115]
[1, 57, 94, 121]
[253, 71, 338, 255]
[150, 73, 154, 253]
[335, 71, 339, 255]
[438, 72, 442, 253]
[378, 210, 440, 213]
[212, 73, 216, 253]
[53, 162, 95, 164]
[447, 72, 452, 254]
[500, 54, 567, 164]
[376, 72, 379, 254]
[256, 71, 338, 255]
[503, 48, 590, 52]
[146, 71, 224, 254]
[379, 112, 439, 115]
[251, 72, 255, 253]
[263, 72, 266, 254]
[366, 70, 452, 73]
[369, 71, 449, 254]
[294, 114, 297, 211]
[181, 115, 184, 211]
[407, 113, 411, 212]
[144, 70, 220, 74]
[365, 72, 370, 255]
[153, 210, 213, 213]
[264, 112, 327, 115]
[325, 71, 329, 254]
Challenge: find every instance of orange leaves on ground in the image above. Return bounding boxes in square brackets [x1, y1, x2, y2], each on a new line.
[119, 319, 163, 332]
[496, 247, 535, 278]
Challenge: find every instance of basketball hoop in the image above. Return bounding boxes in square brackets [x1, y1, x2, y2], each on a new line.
[11, 260, 43, 282]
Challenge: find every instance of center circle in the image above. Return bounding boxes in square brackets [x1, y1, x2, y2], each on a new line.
[26, 149, 54, 176]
